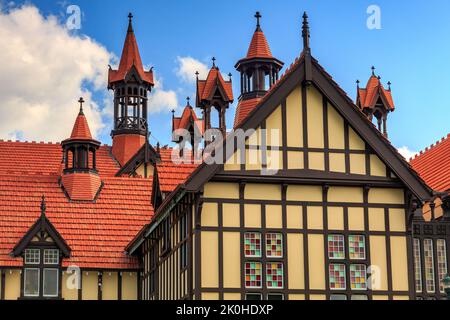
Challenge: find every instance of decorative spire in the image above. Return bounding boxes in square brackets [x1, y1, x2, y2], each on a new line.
[78, 97, 85, 115]
[212, 57, 216, 68]
[40, 195, 46, 217]
[302, 12, 310, 51]
[127, 12, 134, 33]
[255, 11, 262, 32]
[371, 66, 376, 76]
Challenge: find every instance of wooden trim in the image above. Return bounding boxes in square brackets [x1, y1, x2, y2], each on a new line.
[0, 270, 5, 300]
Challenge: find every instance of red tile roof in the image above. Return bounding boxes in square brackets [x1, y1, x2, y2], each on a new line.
[172, 105, 204, 135]
[197, 67, 233, 103]
[61, 173, 102, 201]
[246, 30, 273, 59]
[233, 98, 262, 128]
[0, 174, 153, 269]
[0, 141, 120, 177]
[68, 111, 93, 141]
[357, 75, 394, 111]
[156, 148, 199, 193]
[108, 21, 153, 85]
[410, 134, 450, 192]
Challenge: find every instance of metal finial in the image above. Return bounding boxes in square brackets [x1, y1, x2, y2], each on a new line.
[371, 66, 376, 76]
[186, 97, 190, 106]
[78, 97, 85, 115]
[228, 72, 232, 81]
[212, 57, 216, 68]
[377, 75, 381, 80]
[302, 12, 310, 51]
[40, 195, 46, 216]
[255, 11, 262, 31]
[356, 79, 360, 88]
[127, 13, 134, 32]
[387, 81, 392, 90]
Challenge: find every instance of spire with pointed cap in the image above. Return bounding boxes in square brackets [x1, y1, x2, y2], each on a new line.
[302, 12, 310, 51]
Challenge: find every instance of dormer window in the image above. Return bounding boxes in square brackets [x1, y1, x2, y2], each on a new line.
[23, 248, 61, 299]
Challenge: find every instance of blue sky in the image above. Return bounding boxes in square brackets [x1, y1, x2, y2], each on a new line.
[3, 0, 450, 156]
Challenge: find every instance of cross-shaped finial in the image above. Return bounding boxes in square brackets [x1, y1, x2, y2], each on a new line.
[371, 66, 376, 76]
[128, 13, 133, 22]
[212, 57, 216, 68]
[78, 97, 85, 114]
[255, 11, 262, 30]
[127, 13, 134, 32]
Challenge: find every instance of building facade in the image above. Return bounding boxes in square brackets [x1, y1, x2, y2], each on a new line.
[0, 12, 448, 301]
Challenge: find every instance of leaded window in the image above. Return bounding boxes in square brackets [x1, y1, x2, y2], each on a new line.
[348, 235, 366, 260]
[437, 239, 448, 293]
[266, 262, 283, 289]
[413, 238, 422, 293]
[245, 262, 262, 288]
[424, 239, 435, 293]
[350, 264, 367, 290]
[329, 264, 346, 290]
[328, 235, 345, 260]
[266, 233, 283, 258]
[244, 232, 262, 258]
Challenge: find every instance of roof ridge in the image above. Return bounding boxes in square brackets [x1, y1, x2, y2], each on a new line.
[412, 133, 450, 161]
[0, 139, 60, 145]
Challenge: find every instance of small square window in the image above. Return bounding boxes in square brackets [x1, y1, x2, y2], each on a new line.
[24, 249, 40, 265]
[244, 233, 262, 258]
[267, 294, 284, 300]
[350, 264, 367, 290]
[329, 264, 346, 290]
[348, 235, 366, 260]
[266, 233, 283, 258]
[266, 262, 284, 289]
[44, 249, 59, 265]
[328, 235, 345, 260]
[351, 295, 369, 300]
[245, 293, 262, 300]
[245, 262, 262, 288]
[330, 294, 347, 300]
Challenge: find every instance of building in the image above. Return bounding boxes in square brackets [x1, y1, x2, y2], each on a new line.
[125, 13, 446, 301]
[0, 11, 448, 301]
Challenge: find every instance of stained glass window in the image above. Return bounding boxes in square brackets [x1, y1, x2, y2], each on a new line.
[245, 262, 262, 288]
[244, 233, 262, 258]
[350, 264, 367, 290]
[328, 235, 345, 260]
[424, 239, 435, 293]
[266, 233, 283, 258]
[348, 235, 366, 260]
[329, 264, 346, 290]
[437, 239, 448, 293]
[266, 262, 284, 289]
[413, 238, 422, 293]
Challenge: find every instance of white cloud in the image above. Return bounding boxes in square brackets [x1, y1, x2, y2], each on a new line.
[0, 4, 113, 142]
[148, 76, 178, 113]
[398, 146, 418, 161]
[175, 56, 209, 84]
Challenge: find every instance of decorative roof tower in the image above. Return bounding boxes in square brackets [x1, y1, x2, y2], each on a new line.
[60, 98, 102, 201]
[234, 12, 284, 127]
[356, 66, 395, 138]
[108, 13, 154, 165]
[196, 58, 233, 139]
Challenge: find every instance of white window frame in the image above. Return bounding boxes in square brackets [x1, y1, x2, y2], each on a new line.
[413, 238, 423, 293]
[43, 249, 59, 265]
[24, 249, 40, 265]
[43, 268, 59, 298]
[24, 268, 40, 297]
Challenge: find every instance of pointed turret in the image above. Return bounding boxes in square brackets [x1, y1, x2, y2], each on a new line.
[234, 12, 283, 128]
[356, 67, 395, 138]
[109, 13, 154, 166]
[60, 98, 102, 201]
